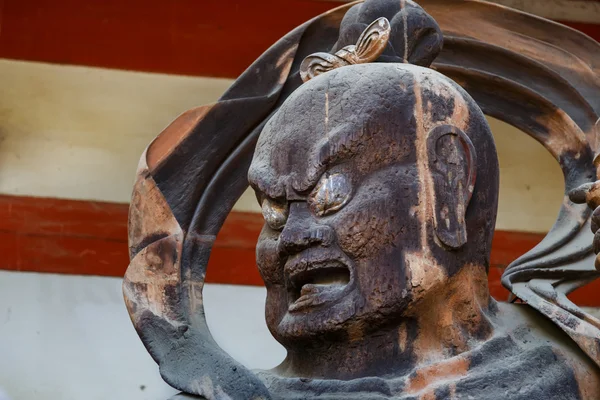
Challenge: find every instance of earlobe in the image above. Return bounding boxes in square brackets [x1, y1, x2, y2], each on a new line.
[426, 125, 477, 249]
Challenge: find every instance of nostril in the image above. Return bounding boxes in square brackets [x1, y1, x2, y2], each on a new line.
[278, 229, 309, 255]
[277, 202, 335, 255]
[278, 225, 334, 255]
[314, 225, 334, 247]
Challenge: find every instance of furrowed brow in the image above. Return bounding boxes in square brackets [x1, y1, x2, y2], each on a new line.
[291, 122, 363, 193]
[248, 164, 285, 201]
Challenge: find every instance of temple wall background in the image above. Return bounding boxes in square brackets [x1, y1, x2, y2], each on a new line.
[0, 270, 284, 400]
[0, 59, 564, 233]
[1, 0, 598, 398]
[0, 57, 569, 399]
[0, 48, 582, 399]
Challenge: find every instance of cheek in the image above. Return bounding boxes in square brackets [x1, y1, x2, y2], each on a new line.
[333, 189, 407, 260]
[256, 226, 289, 333]
[264, 286, 288, 336]
[329, 178, 421, 311]
[256, 225, 284, 285]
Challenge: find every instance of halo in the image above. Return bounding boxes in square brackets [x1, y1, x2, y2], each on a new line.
[123, 1, 600, 397]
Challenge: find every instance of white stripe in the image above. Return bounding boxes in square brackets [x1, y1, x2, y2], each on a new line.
[0, 59, 565, 232]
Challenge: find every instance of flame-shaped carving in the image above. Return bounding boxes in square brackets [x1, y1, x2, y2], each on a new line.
[299, 17, 391, 83]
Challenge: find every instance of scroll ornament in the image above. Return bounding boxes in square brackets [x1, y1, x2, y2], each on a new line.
[299, 17, 391, 83]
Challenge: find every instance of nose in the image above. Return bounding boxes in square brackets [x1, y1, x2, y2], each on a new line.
[278, 202, 334, 255]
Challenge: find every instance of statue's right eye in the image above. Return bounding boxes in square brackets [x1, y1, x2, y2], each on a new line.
[261, 198, 289, 230]
[308, 173, 352, 217]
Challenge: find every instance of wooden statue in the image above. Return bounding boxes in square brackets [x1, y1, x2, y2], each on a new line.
[123, 0, 600, 398]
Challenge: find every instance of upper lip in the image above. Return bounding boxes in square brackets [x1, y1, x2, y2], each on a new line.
[284, 252, 353, 291]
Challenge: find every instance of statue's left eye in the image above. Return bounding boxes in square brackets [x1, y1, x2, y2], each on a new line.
[308, 173, 352, 217]
[261, 198, 289, 230]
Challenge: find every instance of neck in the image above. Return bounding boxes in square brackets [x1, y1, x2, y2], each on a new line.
[276, 264, 495, 380]
[406, 263, 495, 365]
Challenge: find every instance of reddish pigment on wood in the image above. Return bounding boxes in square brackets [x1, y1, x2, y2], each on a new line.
[1, 194, 598, 305]
[0, 0, 597, 79]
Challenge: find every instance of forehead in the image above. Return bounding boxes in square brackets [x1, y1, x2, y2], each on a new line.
[248, 64, 465, 198]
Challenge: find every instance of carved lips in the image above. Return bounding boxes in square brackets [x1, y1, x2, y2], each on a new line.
[285, 253, 354, 312]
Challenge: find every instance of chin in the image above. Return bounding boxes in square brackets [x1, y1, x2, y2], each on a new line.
[273, 289, 414, 345]
[270, 288, 364, 343]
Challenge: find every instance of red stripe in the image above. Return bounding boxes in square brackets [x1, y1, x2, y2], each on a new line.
[0, 195, 263, 285]
[2, 194, 599, 305]
[0, 0, 597, 79]
[558, 20, 600, 40]
[0, 0, 341, 79]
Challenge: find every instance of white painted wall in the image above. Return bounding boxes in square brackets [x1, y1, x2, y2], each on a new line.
[0, 60, 581, 397]
[0, 271, 285, 400]
[0, 59, 564, 232]
[0, 6, 593, 398]
[491, 118, 564, 232]
[0, 62, 568, 399]
[2, 271, 600, 400]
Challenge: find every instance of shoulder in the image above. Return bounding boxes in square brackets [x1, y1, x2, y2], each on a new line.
[491, 302, 600, 399]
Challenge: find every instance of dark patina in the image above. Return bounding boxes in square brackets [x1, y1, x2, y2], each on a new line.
[123, 1, 600, 398]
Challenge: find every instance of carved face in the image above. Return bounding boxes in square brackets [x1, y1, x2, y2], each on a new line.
[248, 64, 497, 346]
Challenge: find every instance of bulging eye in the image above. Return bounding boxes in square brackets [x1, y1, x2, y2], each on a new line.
[261, 198, 289, 230]
[308, 173, 352, 217]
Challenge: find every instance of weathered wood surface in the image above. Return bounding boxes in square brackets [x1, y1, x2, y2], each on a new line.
[123, 0, 600, 398]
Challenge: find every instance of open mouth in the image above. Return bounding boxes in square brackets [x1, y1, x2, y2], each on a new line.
[286, 259, 352, 312]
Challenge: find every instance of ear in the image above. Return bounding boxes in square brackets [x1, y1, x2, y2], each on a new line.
[426, 125, 477, 249]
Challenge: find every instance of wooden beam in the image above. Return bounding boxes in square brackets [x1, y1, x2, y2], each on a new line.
[2, 194, 599, 305]
[0, 0, 597, 79]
